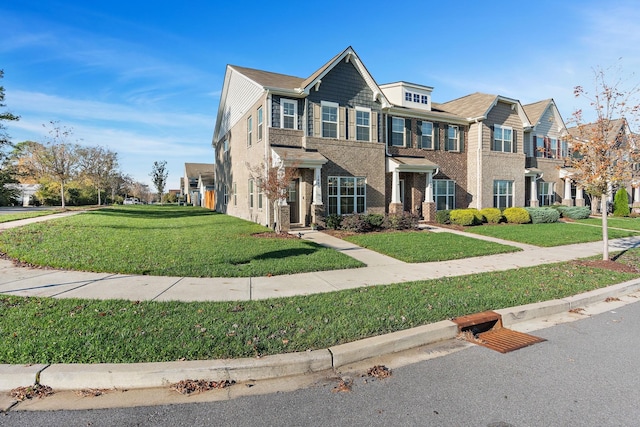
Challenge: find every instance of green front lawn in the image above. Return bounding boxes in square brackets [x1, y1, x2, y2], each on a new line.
[0, 210, 59, 223]
[0, 205, 363, 277]
[465, 222, 639, 247]
[344, 230, 520, 262]
[2, 252, 639, 364]
[577, 217, 640, 231]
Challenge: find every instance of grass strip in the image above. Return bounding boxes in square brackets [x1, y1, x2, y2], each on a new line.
[344, 230, 520, 262]
[465, 222, 639, 246]
[576, 217, 640, 231]
[2, 250, 639, 364]
[0, 210, 59, 223]
[0, 206, 363, 277]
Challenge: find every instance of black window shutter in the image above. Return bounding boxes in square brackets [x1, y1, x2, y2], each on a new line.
[387, 116, 392, 146]
[459, 127, 465, 152]
[434, 123, 440, 150]
[512, 130, 517, 153]
[490, 125, 495, 151]
[444, 125, 449, 151]
[416, 121, 423, 149]
[405, 118, 412, 147]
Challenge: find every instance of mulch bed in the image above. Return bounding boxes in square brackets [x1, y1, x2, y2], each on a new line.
[571, 259, 640, 273]
[252, 232, 301, 239]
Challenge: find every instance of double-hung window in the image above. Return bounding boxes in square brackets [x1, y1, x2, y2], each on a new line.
[248, 179, 254, 209]
[224, 185, 229, 206]
[434, 179, 455, 210]
[493, 180, 513, 208]
[247, 116, 252, 146]
[327, 176, 366, 215]
[257, 179, 263, 209]
[419, 121, 433, 149]
[447, 125, 459, 151]
[549, 138, 558, 158]
[257, 107, 263, 141]
[535, 135, 544, 157]
[560, 140, 568, 158]
[538, 182, 554, 206]
[493, 125, 513, 152]
[321, 101, 338, 138]
[356, 107, 370, 141]
[391, 117, 405, 146]
[281, 99, 297, 129]
[233, 182, 237, 206]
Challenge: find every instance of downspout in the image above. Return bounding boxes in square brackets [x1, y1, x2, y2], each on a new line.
[265, 90, 272, 228]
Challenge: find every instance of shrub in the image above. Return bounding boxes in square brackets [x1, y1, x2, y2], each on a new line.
[525, 207, 560, 224]
[340, 214, 370, 233]
[562, 206, 591, 220]
[435, 210, 451, 224]
[449, 209, 482, 226]
[480, 207, 502, 224]
[326, 214, 342, 230]
[364, 213, 385, 230]
[551, 205, 568, 216]
[503, 207, 531, 224]
[613, 188, 631, 217]
[383, 212, 420, 230]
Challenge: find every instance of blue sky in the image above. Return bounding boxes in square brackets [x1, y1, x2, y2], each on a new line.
[2, 0, 640, 189]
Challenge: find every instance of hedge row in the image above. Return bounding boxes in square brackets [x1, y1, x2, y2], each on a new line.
[325, 212, 420, 232]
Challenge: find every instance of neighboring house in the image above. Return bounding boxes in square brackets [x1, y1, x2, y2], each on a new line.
[522, 99, 572, 207]
[566, 118, 638, 209]
[4, 183, 40, 206]
[211, 46, 579, 230]
[182, 163, 215, 208]
[438, 93, 531, 209]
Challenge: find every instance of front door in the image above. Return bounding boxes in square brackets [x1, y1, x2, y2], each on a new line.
[288, 179, 299, 224]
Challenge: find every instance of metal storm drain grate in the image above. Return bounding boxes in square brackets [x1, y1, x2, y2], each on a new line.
[452, 310, 546, 353]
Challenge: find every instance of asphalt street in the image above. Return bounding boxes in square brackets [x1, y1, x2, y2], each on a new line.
[3, 297, 640, 427]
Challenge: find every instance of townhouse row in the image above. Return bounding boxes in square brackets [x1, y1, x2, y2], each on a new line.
[211, 46, 622, 230]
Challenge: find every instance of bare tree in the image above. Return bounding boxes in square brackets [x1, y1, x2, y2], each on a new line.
[150, 161, 168, 204]
[569, 66, 640, 260]
[247, 155, 298, 233]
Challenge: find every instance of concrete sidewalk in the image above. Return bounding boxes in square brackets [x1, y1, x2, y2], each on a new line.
[1, 215, 640, 302]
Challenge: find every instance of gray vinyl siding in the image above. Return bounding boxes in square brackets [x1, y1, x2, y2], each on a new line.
[271, 96, 303, 130]
[306, 59, 382, 140]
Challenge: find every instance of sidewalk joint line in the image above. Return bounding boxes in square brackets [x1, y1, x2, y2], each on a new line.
[151, 277, 184, 301]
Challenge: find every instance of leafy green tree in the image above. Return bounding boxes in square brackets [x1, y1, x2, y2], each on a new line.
[150, 160, 168, 204]
[613, 187, 631, 217]
[77, 145, 119, 205]
[0, 70, 21, 205]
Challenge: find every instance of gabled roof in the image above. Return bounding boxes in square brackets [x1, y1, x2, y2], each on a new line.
[185, 163, 214, 178]
[438, 92, 531, 127]
[523, 99, 567, 135]
[228, 65, 304, 92]
[567, 118, 628, 146]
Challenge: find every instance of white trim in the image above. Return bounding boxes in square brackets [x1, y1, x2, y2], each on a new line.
[391, 116, 405, 147]
[280, 98, 298, 130]
[447, 125, 460, 151]
[493, 124, 513, 152]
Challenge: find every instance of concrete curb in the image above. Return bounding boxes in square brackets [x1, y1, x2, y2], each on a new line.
[3, 278, 640, 392]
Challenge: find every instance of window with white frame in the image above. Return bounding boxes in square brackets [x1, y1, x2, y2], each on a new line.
[224, 185, 229, 205]
[248, 179, 254, 209]
[233, 182, 237, 206]
[560, 140, 568, 158]
[223, 138, 229, 153]
[281, 99, 297, 129]
[421, 95, 429, 104]
[447, 125, 459, 151]
[538, 182, 554, 206]
[413, 93, 420, 103]
[434, 179, 455, 210]
[405, 92, 412, 102]
[356, 107, 370, 141]
[321, 101, 338, 138]
[257, 107, 263, 141]
[493, 180, 513, 208]
[257, 179, 263, 209]
[549, 138, 558, 158]
[419, 121, 433, 149]
[247, 115, 252, 146]
[493, 125, 513, 152]
[327, 176, 366, 215]
[535, 135, 544, 157]
[391, 117, 405, 146]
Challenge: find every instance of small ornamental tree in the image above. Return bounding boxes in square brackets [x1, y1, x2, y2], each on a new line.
[569, 65, 640, 260]
[150, 160, 168, 204]
[247, 155, 298, 233]
[613, 187, 631, 217]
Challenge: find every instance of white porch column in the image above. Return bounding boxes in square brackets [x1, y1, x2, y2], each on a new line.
[425, 171, 434, 203]
[634, 186, 640, 204]
[530, 178, 538, 206]
[576, 186, 585, 206]
[312, 166, 323, 205]
[563, 177, 573, 206]
[391, 169, 401, 204]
